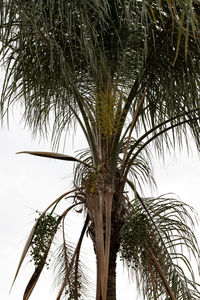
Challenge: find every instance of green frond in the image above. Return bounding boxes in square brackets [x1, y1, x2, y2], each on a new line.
[73, 148, 94, 189]
[119, 138, 156, 191]
[120, 194, 200, 299]
[122, 109, 200, 180]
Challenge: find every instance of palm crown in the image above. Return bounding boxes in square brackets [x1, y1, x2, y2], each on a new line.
[1, 1, 200, 299]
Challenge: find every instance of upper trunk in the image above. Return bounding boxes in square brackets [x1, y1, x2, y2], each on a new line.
[89, 189, 125, 300]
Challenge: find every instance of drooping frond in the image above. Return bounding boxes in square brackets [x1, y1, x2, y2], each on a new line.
[53, 215, 91, 300]
[11, 188, 83, 297]
[120, 192, 200, 299]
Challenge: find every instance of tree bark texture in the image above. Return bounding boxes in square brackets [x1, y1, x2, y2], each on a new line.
[98, 191, 125, 300]
[106, 239, 118, 300]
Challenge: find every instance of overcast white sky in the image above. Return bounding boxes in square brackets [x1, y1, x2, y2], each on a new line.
[0, 104, 200, 299]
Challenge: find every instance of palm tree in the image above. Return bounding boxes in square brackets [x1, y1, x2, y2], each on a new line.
[1, 1, 200, 299]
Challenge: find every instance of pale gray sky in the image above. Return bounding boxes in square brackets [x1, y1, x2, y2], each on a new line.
[0, 109, 200, 299]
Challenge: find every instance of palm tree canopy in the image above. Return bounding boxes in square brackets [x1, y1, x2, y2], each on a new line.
[0, 0, 200, 155]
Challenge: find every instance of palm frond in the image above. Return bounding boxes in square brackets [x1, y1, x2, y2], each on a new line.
[11, 189, 79, 295]
[54, 215, 90, 300]
[120, 190, 200, 299]
[123, 110, 200, 179]
[119, 138, 156, 191]
[16, 150, 92, 168]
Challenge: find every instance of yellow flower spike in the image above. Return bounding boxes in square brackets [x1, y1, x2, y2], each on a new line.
[95, 87, 119, 139]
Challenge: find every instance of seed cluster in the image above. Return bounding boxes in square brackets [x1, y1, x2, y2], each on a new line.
[30, 213, 60, 268]
[120, 210, 151, 268]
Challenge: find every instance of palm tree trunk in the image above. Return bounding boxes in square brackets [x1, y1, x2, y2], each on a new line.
[106, 245, 118, 300]
[106, 199, 125, 300]
[90, 189, 125, 300]
[98, 235, 119, 300]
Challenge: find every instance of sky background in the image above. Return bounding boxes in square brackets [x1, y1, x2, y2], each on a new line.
[0, 103, 200, 299]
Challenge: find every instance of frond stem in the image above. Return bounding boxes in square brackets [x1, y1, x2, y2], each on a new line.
[61, 202, 83, 218]
[123, 116, 200, 179]
[147, 246, 176, 300]
[120, 88, 147, 175]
